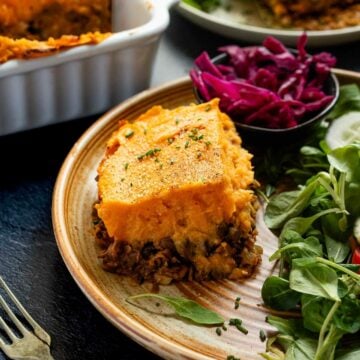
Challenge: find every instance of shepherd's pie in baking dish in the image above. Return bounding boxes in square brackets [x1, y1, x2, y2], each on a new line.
[94, 99, 262, 284]
[0, 0, 111, 63]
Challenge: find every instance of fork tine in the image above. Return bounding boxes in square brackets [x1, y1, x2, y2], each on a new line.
[0, 315, 18, 342]
[0, 295, 27, 336]
[0, 277, 51, 346]
[0, 335, 6, 348]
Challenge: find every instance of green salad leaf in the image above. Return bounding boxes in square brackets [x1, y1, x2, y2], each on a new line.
[328, 142, 360, 183]
[336, 345, 360, 360]
[265, 181, 318, 229]
[301, 294, 333, 332]
[182, 0, 221, 12]
[324, 234, 350, 263]
[127, 293, 224, 325]
[289, 259, 340, 301]
[328, 84, 360, 120]
[262, 276, 301, 311]
[261, 85, 360, 359]
[285, 338, 317, 360]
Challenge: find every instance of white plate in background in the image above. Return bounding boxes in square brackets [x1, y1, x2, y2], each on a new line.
[176, 0, 360, 47]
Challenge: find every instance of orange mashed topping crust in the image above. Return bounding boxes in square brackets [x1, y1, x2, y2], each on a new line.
[94, 99, 262, 283]
[0, 0, 111, 63]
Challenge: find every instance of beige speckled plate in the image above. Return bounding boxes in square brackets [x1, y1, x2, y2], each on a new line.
[52, 69, 360, 360]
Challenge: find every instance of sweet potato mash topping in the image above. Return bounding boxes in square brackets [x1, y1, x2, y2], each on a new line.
[94, 99, 262, 284]
[0, 32, 111, 63]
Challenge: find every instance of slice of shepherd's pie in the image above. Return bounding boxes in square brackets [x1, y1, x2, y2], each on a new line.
[94, 99, 262, 284]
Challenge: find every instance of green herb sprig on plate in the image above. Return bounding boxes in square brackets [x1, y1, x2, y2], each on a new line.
[127, 293, 224, 325]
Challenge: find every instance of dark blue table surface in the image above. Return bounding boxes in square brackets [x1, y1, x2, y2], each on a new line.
[1, 8, 360, 360]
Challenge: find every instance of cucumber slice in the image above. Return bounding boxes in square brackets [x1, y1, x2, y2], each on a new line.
[354, 217, 360, 245]
[326, 111, 360, 149]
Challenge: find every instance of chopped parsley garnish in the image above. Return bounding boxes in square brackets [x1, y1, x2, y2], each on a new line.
[167, 137, 175, 144]
[137, 148, 161, 160]
[205, 104, 211, 112]
[216, 327, 222, 336]
[185, 141, 190, 149]
[259, 329, 266, 342]
[234, 296, 241, 310]
[188, 128, 204, 141]
[205, 141, 212, 147]
[227, 356, 240, 360]
[146, 148, 161, 156]
[229, 318, 248, 334]
[229, 318, 242, 326]
[124, 163, 129, 170]
[125, 129, 134, 138]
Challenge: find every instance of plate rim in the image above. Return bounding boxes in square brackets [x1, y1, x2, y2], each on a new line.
[52, 69, 360, 359]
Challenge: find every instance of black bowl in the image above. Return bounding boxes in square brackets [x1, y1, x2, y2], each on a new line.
[193, 53, 340, 144]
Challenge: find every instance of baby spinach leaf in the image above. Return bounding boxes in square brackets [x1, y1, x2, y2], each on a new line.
[280, 208, 341, 237]
[333, 296, 360, 333]
[266, 316, 309, 338]
[324, 234, 350, 263]
[340, 264, 360, 273]
[127, 293, 224, 325]
[280, 229, 304, 244]
[327, 84, 360, 120]
[321, 212, 349, 244]
[316, 257, 360, 282]
[337, 278, 350, 298]
[265, 190, 301, 229]
[183, 0, 220, 12]
[300, 146, 326, 157]
[262, 276, 301, 310]
[270, 236, 323, 262]
[265, 181, 318, 229]
[301, 294, 333, 332]
[336, 345, 360, 360]
[285, 338, 317, 360]
[345, 182, 360, 217]
[327, 143, 360, 183]
[276, 334, 296, 353]
[289, 259, 340, 301]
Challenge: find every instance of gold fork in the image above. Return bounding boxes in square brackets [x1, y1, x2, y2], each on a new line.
[0, 276, 53, 360]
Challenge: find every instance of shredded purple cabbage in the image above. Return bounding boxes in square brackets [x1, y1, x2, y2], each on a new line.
[190, 34, 336, 129]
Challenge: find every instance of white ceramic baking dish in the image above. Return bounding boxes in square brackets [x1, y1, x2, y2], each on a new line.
[0, 0, 178, 136]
